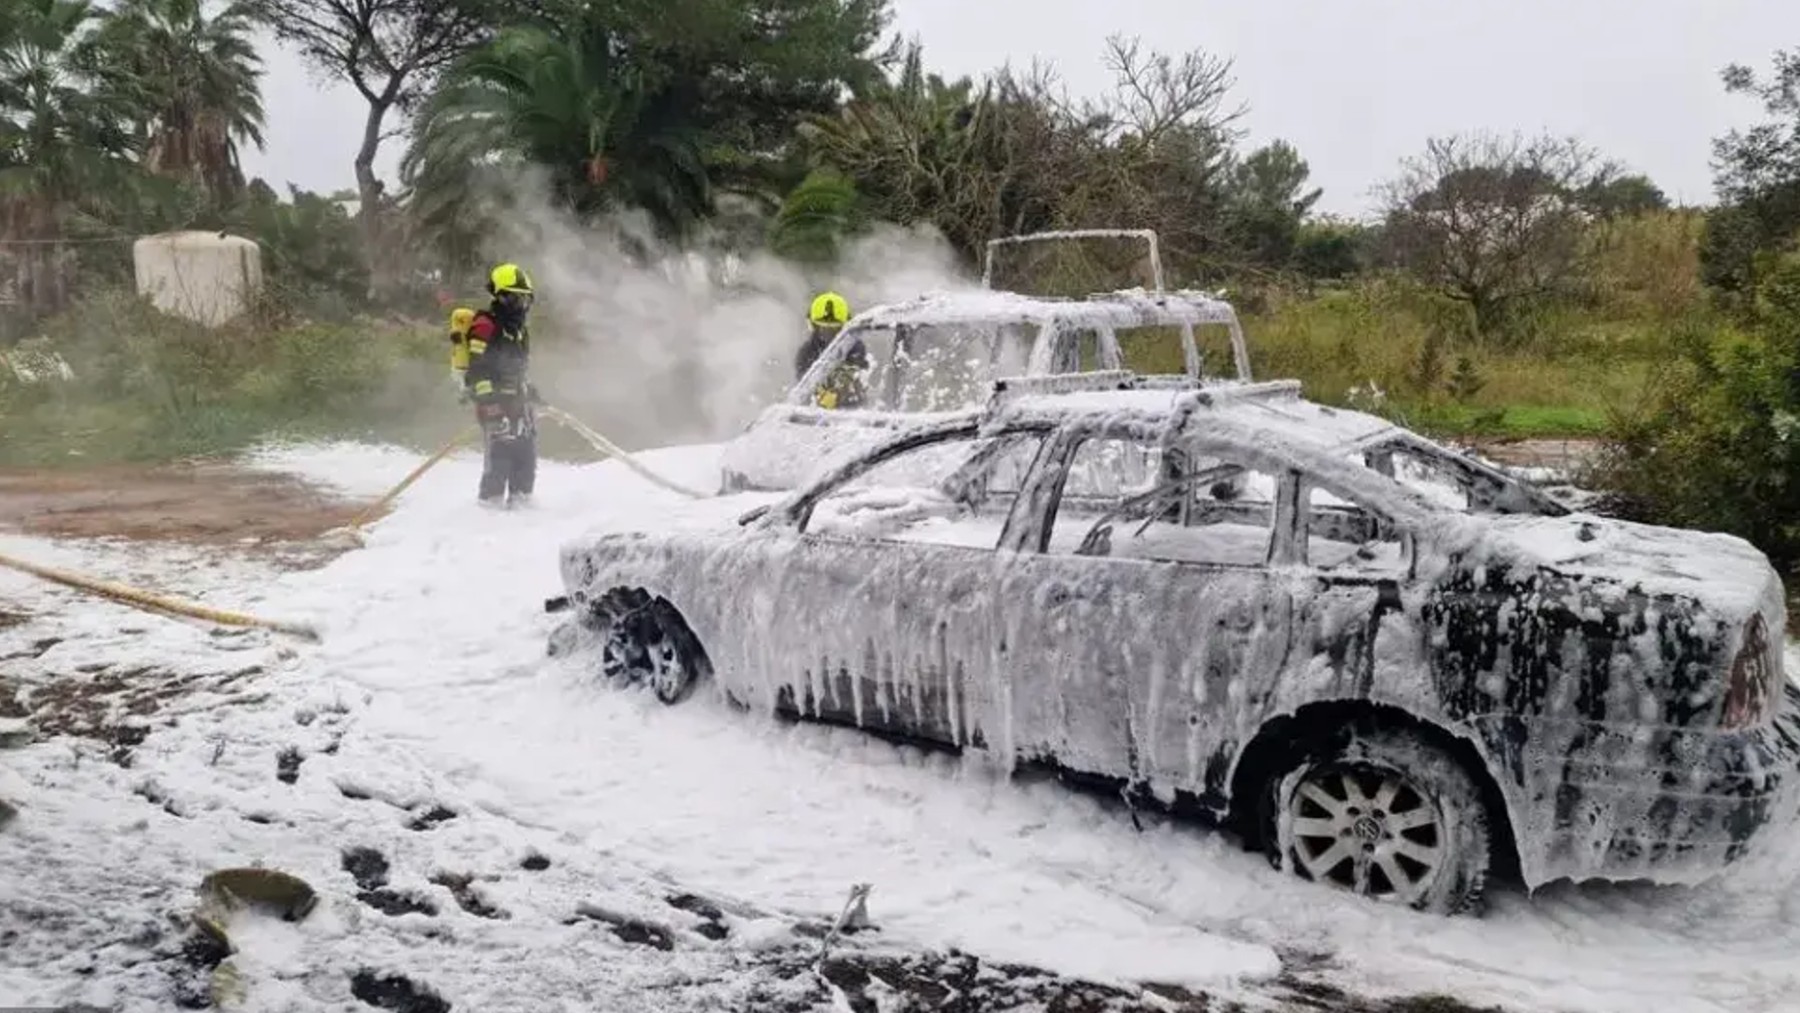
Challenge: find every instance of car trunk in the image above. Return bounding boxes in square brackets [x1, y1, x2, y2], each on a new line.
[1482, 513, 1788, 728]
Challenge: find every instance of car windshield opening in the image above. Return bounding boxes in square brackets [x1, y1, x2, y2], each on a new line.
[1355, 435, 1566, 515]
[802, 321, 1040, 413]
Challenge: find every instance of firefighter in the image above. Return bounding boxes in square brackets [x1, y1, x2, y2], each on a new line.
[793, 291, 867, 409]
[459, 263, 542, 508]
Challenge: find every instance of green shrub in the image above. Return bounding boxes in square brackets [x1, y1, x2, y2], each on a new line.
[1597, 260, 1800, 574]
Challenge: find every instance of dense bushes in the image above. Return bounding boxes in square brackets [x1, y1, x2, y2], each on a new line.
[1598, 260, 1800, 573]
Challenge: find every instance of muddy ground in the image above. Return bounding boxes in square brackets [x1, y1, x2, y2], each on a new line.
[0, 460, 371, 547]
[1460, 438, 1601, 476]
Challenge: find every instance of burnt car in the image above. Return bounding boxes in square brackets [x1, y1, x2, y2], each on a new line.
[555, 371, 1800, 914]
[719, 286, 1252, 493]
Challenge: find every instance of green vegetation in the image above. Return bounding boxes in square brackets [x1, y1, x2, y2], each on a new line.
[3, 2, 1800, 575]
[0, 293, 451, 466]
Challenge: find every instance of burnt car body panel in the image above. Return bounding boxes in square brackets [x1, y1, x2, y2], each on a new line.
[561, 377, 1800, 891]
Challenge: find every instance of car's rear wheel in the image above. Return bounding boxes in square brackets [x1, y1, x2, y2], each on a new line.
[592, 588, 708, 705]
[1265, 728, 1491, 915]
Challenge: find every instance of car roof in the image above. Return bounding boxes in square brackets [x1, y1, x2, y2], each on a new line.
[985, 378, 1395, 446]
[978, 376, 1459, 519]
[846, 287, 1241, 331]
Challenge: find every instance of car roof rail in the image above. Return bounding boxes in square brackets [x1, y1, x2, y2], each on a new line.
[988, 370, 1207, 401]
[1185, 379, 1304, 407]
[1129, 373, 1208, 390]
[983, 371, 1212, 416]
[990, 370, 1138, 398]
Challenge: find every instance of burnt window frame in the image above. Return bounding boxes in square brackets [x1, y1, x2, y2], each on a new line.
[1290, 470, 1418, 579]
[1014, 424, 1304, 569]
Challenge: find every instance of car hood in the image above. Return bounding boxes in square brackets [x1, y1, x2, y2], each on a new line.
[1471, 513, 1784, 625]
[570, 490, 789, 544]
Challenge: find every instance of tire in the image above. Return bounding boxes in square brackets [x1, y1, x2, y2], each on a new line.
[591, 588, 708, 706]
[1263, 728, 1491, 915]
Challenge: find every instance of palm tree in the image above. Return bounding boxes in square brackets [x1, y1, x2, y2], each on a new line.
[0, 0, 138, 314]
[83, 0, 265, 202]
[792, 42, 1057, 263]
[402, 12, 712, 246]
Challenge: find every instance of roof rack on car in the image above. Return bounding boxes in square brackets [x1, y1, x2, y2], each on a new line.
[1086, 287, 1233, 308]
[1185, 379, 1304, 406]
[988, 370, 1202, 401]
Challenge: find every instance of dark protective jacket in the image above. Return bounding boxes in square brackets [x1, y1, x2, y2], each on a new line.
[794, 324, 868, 380]
[464, 306, 531, 402]
[795, 324, 871, 408]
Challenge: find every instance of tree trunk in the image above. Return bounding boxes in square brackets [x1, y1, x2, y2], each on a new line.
[356, 95, 395, 303]
[1467, 290, 1498, 342]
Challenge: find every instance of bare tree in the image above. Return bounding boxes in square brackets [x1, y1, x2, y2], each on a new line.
[1381, 132, 1619, 339]
[250, 0, 485, 296]
[1050, 37, 1248, 281]
[1094, 35, 1244, 147]
[796, 35, 1257, 283]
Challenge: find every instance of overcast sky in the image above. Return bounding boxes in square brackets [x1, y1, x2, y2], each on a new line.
[238, 0, 1800, 218]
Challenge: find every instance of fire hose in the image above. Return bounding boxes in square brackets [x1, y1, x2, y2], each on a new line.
[343, 424, 481, 534]
[0, 550, 321, 642]
[340, 405, 709, 541]
[538, 405, 710, 499]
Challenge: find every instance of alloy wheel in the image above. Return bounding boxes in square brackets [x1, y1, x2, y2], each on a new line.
[1286, 766, 1447, 906]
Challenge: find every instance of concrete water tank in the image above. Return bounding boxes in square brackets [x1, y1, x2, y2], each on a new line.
[133, 231, 263, 327]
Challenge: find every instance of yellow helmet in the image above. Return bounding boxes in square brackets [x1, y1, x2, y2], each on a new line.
[808, 291, 849, 326]
[488, 263, 533, 296]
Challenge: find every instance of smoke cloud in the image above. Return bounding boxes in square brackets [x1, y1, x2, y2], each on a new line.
[487, 180, 980, 451]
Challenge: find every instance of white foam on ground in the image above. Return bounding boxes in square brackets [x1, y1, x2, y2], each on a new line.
[0, 438, 1796, 1012]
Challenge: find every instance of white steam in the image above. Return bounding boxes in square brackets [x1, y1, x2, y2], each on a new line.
[489, 190, 979, 450]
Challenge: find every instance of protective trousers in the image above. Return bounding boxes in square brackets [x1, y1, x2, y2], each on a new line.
[477, 398, 537, 504]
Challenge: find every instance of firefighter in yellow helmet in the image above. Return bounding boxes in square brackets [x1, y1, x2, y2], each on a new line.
[454, 263, 543, 508]
[794, 291, 867, 409]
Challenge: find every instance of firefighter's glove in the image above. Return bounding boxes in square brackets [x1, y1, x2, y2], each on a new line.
[525, 383, 546, 405]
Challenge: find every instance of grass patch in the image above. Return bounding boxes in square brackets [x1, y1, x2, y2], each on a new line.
[1390, 404, 1611, 439]
[1116, 276, 1672, 441]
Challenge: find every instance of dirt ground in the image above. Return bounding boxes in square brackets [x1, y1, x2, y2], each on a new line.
[1462, 438, 1602, 475]
[0, 460, 374, 546]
